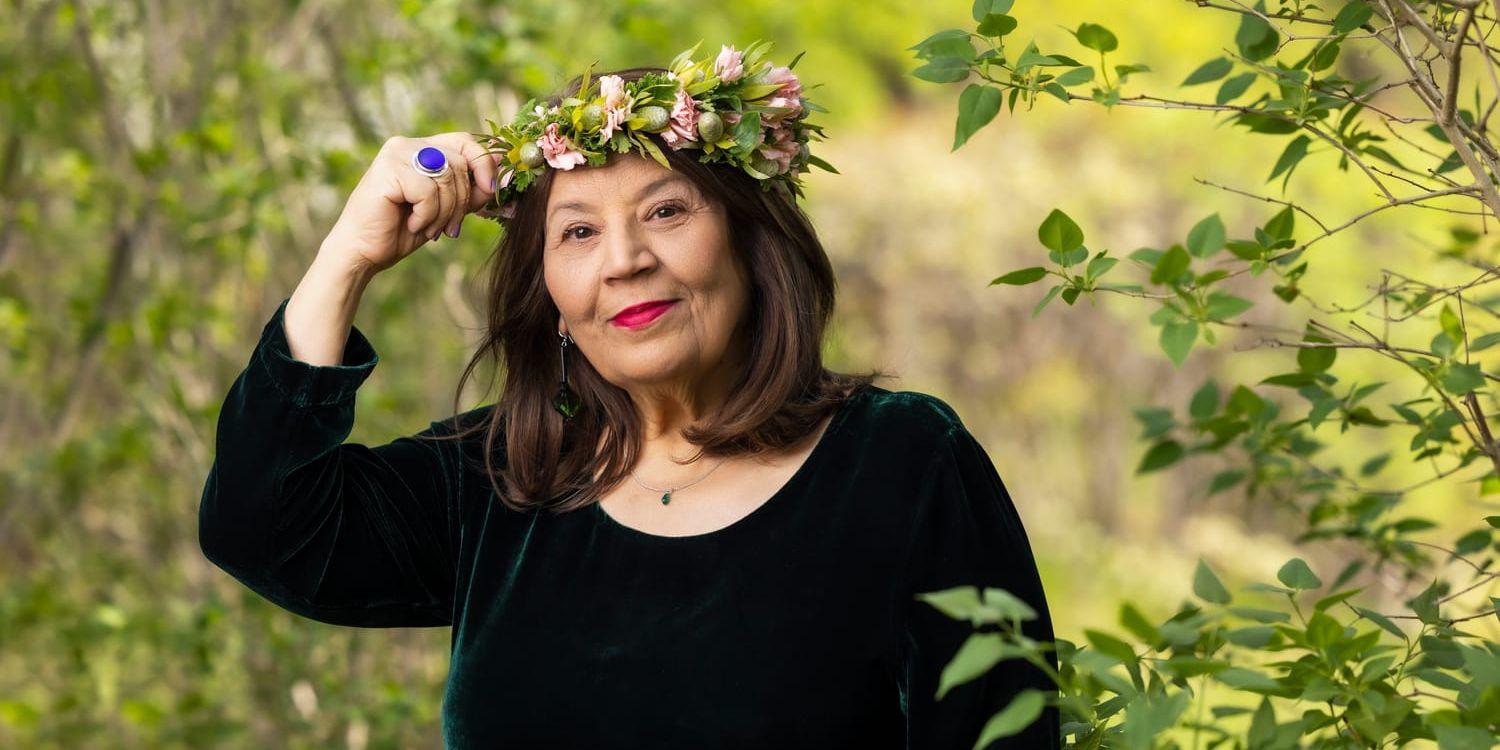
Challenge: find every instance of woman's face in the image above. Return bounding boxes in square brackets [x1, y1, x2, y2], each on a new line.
[543, 152, 749, 397]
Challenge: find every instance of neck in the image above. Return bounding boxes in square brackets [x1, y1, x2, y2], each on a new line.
[627, 332, 749, 469]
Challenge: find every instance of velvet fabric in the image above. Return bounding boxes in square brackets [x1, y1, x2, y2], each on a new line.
[198, 295, 1061, 749]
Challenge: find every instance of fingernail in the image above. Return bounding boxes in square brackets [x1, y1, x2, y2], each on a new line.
[490, 175, 498, 193]
[447, 223, 460, 238]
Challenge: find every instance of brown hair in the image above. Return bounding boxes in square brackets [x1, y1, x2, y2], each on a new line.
[437, 65, 889, 513]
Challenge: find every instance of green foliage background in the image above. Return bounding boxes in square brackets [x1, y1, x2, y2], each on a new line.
[4, 0, 1491, 747]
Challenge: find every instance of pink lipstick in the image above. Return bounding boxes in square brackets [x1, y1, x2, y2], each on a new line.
[611, 300, 679, 329]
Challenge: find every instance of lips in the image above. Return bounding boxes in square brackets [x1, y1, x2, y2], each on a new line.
[611, 299, 678, 328]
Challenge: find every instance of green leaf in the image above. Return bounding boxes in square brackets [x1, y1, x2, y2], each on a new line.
[1186, 214, 1226, 258]
[974, 689, 1045, 745]
[908, 29, 971, 56]
[1432, 725, 1496, 750]
[1332, 1, 1374, 34]
[915, 585, 982, 620]
[1440, 303, 1465, 343]
[1216, 72, 1257, 104]
[971, 0, 1015, 22]
[1471, 331, 1500, 351]
[1215, 667, 1280, 692]
[1138, 439, 1184, 473]
[954, 84, 1004, 150]
[1054, 66, 1095, 87]
[1204, 292, 1253, 321]
[1267, 134, 1311, 190]
[1235, 1, 1280, 61]
[935, 633, 1025, 699]
[983, 587, 1038, 620]
[977, 13, 1018, 37]
[1038, 209, 1085, 253]
[1032, 284, 1063, 317]
[990, 267, 1048, 286]
[1441, 362, 1485, 395]
[1084, 253, 1118, 282]
[1354, 606, 1405, 639]
[1263, 205, 1296, 242]
[1119, 603, 1160, 644]
[1075, 22, 1118, 53]
[1229, 605, 1290, 623]
[1182, 57, 1233, 86]
[1313, 587, 1363, 612]
[1161, 321, 1199, 366]
[1151, 244, 1191, 285]
[1193, 559, 1232, 604]
[1297, 343, 1336, 373]
[1013, 41, 1062, 74]
[913, 57, 971, 84]
[1277, 558, 1322, 590]
[1189, 380, 1218, 420]
[1085, 629, 1138, 663]
[1305, 611, 1344, 649]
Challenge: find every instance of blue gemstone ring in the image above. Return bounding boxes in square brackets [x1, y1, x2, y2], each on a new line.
[411, 146, 450, 179]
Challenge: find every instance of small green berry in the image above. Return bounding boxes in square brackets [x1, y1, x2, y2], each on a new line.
[519, 141, 544, 169]
[696, 112, 724, 143]
[638, 105, 670, 132]
[580, 104, 605, 130]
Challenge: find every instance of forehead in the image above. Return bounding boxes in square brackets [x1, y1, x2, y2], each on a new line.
[546, 154, 694, 218]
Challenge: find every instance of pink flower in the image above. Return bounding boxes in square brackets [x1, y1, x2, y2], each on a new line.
[760, 65, 804, 124]
[597, 74, 634, 142]
[537, 122, 587, 170]
[764, 65, 803, 98]
[714, 45, 745, 82]
[756, 122, 798, 175]
[497, 166, 515, 189]
[660, 87, 700, 150]
[599, 74, 630, 110]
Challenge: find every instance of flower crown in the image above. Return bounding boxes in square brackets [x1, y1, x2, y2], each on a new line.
[475, 40, 837, 222]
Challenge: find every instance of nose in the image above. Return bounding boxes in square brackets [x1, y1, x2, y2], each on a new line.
[600, 215, 658, 281]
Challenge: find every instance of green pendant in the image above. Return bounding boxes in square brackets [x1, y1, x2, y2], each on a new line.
[661, 490, 672, 505]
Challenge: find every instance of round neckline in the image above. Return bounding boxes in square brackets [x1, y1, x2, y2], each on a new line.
[593, 386, 869, 542]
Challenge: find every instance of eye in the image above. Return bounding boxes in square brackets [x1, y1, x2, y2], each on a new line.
[652, 201, 685, 220]
[561, 225, 594, 242]
[559, 202, 685, 243]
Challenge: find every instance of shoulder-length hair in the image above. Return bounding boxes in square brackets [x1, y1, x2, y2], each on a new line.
[438, 65, 888, 513]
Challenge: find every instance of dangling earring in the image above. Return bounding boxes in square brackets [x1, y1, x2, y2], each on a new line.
[552, 331, 582, 421]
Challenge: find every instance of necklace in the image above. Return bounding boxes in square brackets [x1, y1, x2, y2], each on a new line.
[630, 456, 728, 505]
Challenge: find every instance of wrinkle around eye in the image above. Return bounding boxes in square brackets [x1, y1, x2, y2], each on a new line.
[556, 200, 690, 244]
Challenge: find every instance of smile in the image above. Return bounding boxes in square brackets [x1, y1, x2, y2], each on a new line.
[611, 300, 679, 329]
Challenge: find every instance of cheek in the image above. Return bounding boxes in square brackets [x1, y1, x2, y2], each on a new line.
[543, 256, 593, 321]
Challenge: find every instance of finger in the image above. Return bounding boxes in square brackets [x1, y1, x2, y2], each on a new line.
[448, 146, 471, 236]
[457, 137, 500, 213]
[404, 169, 441, 237]
[430, 152, 455, 240]
[426, 138, 468, 236]
[434, 132, 499, 213]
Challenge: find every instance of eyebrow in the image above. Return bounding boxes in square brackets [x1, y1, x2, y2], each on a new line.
[548, 174, 690, 222]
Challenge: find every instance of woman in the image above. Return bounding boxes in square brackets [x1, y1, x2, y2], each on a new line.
[198, 41, 1060, 749]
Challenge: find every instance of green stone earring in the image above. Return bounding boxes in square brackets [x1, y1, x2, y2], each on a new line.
[552, 331, 582, 421]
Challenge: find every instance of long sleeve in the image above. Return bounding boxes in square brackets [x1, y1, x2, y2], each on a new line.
[898, 424, 1061, 749]
[198, 295, 463, 628]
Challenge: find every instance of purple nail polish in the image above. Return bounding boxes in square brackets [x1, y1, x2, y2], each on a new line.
[447, 224, 460, 238]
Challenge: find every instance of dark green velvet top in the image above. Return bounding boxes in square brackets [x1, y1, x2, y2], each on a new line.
[198, 295, 1060, 749]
